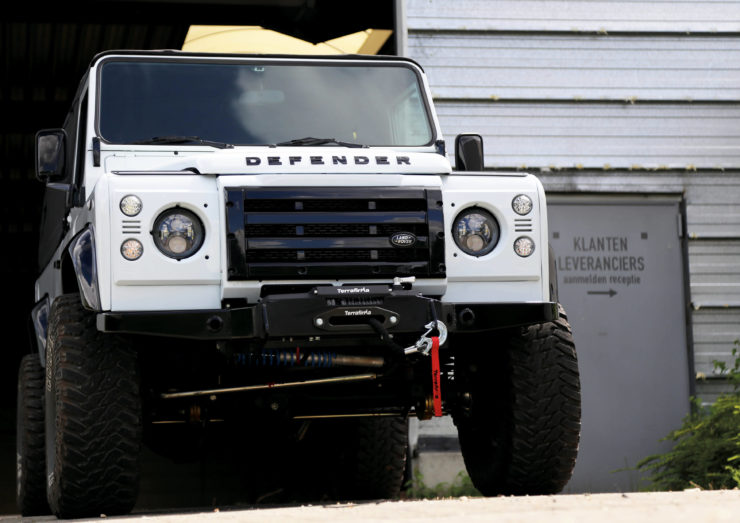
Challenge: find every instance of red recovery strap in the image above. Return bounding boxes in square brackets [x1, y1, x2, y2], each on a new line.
[431, 336, 442, 417]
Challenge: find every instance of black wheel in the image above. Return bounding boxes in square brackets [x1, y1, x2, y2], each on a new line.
[344, 416, 408, 500]
[454, 304, 581, 495]
[17, 353, 50, 516]
[45, 294, 141, 518]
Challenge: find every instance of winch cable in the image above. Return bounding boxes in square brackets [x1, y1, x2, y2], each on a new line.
[366, 317, 405, 372]
[425, 297, 442, 338]
[366, 307, 445, 415]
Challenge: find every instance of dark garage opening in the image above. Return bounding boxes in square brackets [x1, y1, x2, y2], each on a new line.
[1, 0, 396, 513]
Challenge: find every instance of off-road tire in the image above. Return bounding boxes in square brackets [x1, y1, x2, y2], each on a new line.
[455, 304, 581, 495]
[16, 353, 50, 516]
[45, 294, 141, 518]
[344, 416, 408, 500]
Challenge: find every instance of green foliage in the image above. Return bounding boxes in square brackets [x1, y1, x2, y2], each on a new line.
[404, 469, 481, 499]
[637, 342, 740, 490]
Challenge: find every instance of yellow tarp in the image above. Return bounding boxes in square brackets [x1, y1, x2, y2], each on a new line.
[182, 26, 392, 55]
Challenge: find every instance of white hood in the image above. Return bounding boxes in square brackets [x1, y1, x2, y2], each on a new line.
[102, 147, 452, 176]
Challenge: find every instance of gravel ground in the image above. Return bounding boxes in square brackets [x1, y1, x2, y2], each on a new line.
[2, 490, 739, 523]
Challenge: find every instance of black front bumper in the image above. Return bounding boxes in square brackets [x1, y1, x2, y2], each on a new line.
[97, 285, 557, 340]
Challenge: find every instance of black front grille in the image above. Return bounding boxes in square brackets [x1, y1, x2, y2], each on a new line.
[225, 187, 446, 280]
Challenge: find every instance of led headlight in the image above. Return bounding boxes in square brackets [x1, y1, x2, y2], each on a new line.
[120, 195, 142, 217]
[514, 236, 535, 257]
[152, 208, 204, 259]
[121, 239, 143, 261]
[512, 194, 533, 216]
[453, 207, 500, 257]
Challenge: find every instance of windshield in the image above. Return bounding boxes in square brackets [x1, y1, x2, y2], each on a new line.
[98, 59, 434, 147]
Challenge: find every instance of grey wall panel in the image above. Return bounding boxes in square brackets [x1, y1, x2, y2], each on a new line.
[436, 102, 740, 170]
[538, 171, 740, 239]
[409, 33, 740, 102]
[689, 241, 740, 307]
[686, 204, 740, 239]
[407, 0, 740, 488]
[695, 379, 736, 405]
[407, 0, 740, 33]
[692, 308, 740, 376]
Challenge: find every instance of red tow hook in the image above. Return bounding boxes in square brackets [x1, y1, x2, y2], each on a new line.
[403, 321, 447, 417]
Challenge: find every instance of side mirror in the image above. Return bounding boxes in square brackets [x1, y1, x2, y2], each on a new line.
[35, 129, 66, 182]
[454, 133, 484, 171]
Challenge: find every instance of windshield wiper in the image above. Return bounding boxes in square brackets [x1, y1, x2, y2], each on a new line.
[132, 136, 234, 149]
[275, 137, 367, 148]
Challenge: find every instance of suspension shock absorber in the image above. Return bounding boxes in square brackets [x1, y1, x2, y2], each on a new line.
[234, 349, 384, 368]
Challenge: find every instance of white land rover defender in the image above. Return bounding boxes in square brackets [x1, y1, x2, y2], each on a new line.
[17, 51, 580, 518]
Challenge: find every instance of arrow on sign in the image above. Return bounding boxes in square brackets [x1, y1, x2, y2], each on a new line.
[588, 289, 617, 297]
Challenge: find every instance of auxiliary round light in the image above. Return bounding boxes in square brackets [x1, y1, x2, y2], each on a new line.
[152, 207, 205, 259]
[121, 239, 143, 261]
[120, 195, 142, 217]
[512, 194, 533, 216]
[452, 207, 500, 257]
[514, 236, 535, 257]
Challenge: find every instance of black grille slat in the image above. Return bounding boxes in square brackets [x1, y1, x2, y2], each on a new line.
[245, 211, 427, 225]
[244, 198, 427, 213]
[225, 187, 446, 280]
[245, 223, 428, 237]
[246, 262, 429, 278]
[246, 249, 425, 263]
[246, 236, 429, 250]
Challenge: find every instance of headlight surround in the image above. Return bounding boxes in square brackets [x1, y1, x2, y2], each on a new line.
[152, 207, 205, 260]
[452, 207, 500, 257]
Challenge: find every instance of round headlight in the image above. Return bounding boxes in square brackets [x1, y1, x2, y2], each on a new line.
[120, 195, 142, 217]
[453, 207, 500, 257]
[514, 236, 535, 257]
[152, 208, 205, 259]
[512, 194, 533, 216]
[121, 239, 143, 261]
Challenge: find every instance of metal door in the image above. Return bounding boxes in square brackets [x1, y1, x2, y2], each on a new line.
[548, 196, 691, 492]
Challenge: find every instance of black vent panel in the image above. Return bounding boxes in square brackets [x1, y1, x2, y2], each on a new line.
[225, 187, 445, 280]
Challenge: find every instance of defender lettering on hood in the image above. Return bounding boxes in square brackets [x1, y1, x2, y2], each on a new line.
[245, 155, 411, 167]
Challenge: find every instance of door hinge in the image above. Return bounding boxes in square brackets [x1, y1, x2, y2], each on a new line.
[92, 137, 100, 167]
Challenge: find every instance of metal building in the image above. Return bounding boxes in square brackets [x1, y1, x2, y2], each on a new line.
[403, 0, 740, 491]
[2, 0, 738, 506]
[0, 1, 398, 513]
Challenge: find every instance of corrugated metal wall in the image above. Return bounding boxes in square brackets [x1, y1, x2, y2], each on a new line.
[405, 0, 740, 400]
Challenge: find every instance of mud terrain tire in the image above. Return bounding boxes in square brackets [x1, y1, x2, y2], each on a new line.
[45, 294, 141, 518]
[351, 416, 408, 499]
[455, 304, 581, 495]
[16, 353, 50, 516]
